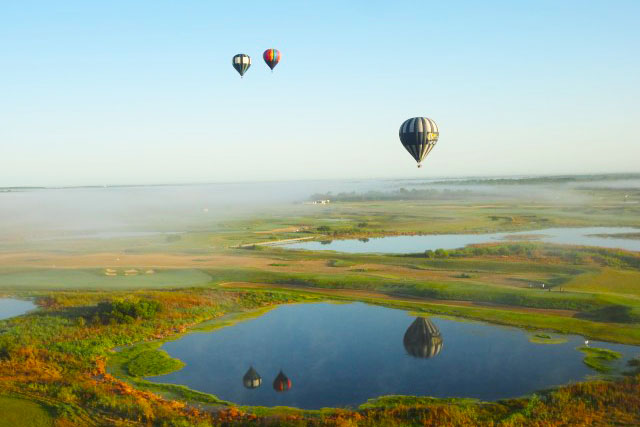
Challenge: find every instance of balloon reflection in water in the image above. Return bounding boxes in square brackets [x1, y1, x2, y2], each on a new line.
[403, 317, 443, 358]
[242, 366, 262, 389]
[273, 370, 292, 392]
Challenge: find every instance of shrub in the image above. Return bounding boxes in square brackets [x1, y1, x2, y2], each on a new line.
[434, 248, 449, 258]
[95, 299, 161, 324]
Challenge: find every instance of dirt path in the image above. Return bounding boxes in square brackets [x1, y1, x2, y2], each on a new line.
[217, 281, 578, 318]
[253, 226, 307, 234]
[237, 236, 316, 247]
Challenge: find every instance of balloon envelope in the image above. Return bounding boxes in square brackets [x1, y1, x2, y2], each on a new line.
[399, 117, 439, 167]
[263, 49, 281, 70]
[232, 54, 251, 77]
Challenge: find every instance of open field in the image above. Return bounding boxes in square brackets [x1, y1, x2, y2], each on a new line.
[0, 267, 212, 290]
[564, 268, 640, 297]
[0, 396, 53, 427]
[1, 178, 639, 425]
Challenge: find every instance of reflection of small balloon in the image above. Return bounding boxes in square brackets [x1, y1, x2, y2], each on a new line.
[263, 49, 281, 71]
[243, 366, 262, 389]
[399, 117, 439, 168]
[273, 370, 292, 392]
[232, 54, 251, 77]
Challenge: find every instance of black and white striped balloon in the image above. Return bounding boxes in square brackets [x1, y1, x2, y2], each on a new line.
[232, 54, 251, 77]
[399, 117, 439, 167]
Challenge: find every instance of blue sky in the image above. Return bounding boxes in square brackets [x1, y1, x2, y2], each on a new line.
[1, 0, 639, 186]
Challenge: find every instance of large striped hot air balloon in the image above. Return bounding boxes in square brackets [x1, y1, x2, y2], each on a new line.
[263, 48, 281, 71]
[232, 54, 251, 77]
[399, 117, 439, 168]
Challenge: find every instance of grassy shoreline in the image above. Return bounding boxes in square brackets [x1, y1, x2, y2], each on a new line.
[103, 292, 639, 417]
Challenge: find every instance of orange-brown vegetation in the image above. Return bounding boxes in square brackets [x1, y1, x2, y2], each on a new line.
[0, 288, 638, 426]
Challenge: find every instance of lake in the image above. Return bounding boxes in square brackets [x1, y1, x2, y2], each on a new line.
[0, 298, 36, 320]
[148, 302, 639, 409]
[284, 227, 640, 253]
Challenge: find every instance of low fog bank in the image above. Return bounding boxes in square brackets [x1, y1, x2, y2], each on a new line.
[1, 176, 636, 242]
[0, 180, 399, 240]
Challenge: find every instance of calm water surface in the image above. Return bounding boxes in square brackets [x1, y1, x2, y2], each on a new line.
[148, 303, 639, 409]
[0, 298, 36, 320]
[284, 227, 640, 253]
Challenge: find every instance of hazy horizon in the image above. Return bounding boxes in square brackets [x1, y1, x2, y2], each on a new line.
[2, 171, 640, 190]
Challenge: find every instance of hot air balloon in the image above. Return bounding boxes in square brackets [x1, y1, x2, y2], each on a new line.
[232, 54, 251, 77]
[272, 370, 292, 392]
[263, 49, 281, 71]
[242, 366, 262, 389]
[403, 317, 443, 358]
[399, 117, 439, 168]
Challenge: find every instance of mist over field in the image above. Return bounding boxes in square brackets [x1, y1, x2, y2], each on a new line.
[0, 180, 393, 239]
[1, 174, 636, 243]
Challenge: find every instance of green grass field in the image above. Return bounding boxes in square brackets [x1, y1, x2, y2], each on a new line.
[0, 396, 53, 427]
[0, 268, 212, 289]
[565, 268, 640, 296]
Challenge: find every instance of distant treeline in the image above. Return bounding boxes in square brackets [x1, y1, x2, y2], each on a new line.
[401, 242, 640, 271]
[310, 188, 473, 202]
[0, 187, 46, 192]
[431, 173, 640, 186]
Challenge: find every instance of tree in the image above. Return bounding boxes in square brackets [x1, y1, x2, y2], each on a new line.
[434, 249, 448, 258]
[95, 299, 161, 324]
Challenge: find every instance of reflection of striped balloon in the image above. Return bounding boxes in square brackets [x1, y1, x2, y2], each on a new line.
[399, 117, 439, 167]
[403, 317, 443, 358]
[263, 49, 281, 70]
[242, 366, 262, 389]
[232, 54, 251, 77]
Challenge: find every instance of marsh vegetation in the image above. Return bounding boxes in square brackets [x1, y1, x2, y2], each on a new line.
[1, 175, 639, 425]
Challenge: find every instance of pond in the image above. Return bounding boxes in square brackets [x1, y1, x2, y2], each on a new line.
[283, 227, 640, 253]
[0, 298, 36, 320]
[147, 302, 639, 409]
